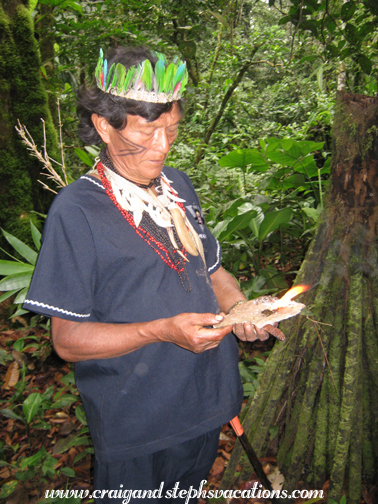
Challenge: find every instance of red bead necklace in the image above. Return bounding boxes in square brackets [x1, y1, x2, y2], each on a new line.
[97, 161, 188, 274]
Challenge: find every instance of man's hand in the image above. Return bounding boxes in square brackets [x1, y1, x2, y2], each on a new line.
[232, 321, 270, 342]
[156, 312, 233, 353]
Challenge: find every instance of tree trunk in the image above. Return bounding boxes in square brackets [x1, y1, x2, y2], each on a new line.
[0, 0, 58, 245]
[221, 92, 378, 503]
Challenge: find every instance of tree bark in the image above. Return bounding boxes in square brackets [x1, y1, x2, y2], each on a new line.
[221, 92, 378, 503]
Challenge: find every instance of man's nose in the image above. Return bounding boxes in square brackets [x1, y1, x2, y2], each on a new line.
[152, 128, 170, 154]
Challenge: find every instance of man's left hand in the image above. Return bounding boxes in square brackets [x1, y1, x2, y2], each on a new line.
[232, 321, 270, 342]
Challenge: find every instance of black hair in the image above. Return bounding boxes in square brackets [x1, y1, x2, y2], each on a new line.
[77, 46, 183, 145]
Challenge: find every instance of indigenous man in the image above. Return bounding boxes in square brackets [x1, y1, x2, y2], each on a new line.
[24, 46, 270, 503]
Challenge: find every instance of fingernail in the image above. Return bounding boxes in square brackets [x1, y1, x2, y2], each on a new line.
[215, 315, 223, 321]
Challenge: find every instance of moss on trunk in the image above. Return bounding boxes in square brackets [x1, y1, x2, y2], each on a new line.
[0, 0, 58, 244]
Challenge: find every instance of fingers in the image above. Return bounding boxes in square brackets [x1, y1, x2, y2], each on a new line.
[233, 322, 270, 342]
[164, 312, 233, 354]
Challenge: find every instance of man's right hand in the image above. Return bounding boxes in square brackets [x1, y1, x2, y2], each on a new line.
[155, 312, 232, 353]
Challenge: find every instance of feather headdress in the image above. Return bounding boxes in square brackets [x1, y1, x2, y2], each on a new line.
[95, 49, 188, 103]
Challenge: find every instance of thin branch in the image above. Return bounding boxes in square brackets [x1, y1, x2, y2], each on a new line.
[194, 43, 263, 165]
[289, 0, 304, 64]
[15, 119, 68, 192]
[57, 99, 68, 185]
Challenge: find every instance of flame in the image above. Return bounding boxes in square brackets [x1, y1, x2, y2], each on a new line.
[278, 285, 310, 304]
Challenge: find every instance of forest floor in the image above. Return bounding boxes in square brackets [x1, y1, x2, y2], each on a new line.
[0, 306, 375, 504]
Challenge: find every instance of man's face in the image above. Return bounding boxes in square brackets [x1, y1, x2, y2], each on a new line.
[104, 102, 181, 184]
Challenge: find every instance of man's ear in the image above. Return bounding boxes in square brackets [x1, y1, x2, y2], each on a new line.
[91, 114, 111, 144]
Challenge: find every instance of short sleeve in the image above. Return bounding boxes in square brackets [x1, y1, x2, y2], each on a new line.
[23, 196, 96, 321]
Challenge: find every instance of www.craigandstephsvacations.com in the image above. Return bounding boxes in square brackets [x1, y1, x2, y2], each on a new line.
[45, 480, 324, 502]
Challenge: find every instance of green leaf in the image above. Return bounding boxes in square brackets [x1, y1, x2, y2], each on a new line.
[74, 148, 94, 167]
[20, 450, 44, 469]
[29, 0, 38, 11]
[278, 15, 292, 25]
[219, 149, 268, 172]
[30, 222, 41, 251]
[282, 174, 306, 189]
[316, 65, 323, 93]
[0, 289, 19, 304]
[1, 230, 38, 265]
[217, 210, 258, 242]
[208, 10, 228, 28]
[212, 218, 232, 239]
[84, 146, 101, 157]
[249, 207, 264, 239]
[0, 260, 34, 275]
[302, 207, 320, 222]
[258, 208, 292, 241]
[0, 409, 24, 422]
[0, 272, 32, 291]
[11, 308, 29, 317]
[359, 55, 372, 75]
[75, 404, 87, 425]
[0, 480, 18, 499]
[341, 1, 356, 21]
[23, 393, 43, 424]
[52, 434, 90, 455]
[260, 266, 288, 290]
[51, 394, 78, 409]
[344, 23, 359, 45]
[14, 287, 29, 305]
[61, 466, 76, 477]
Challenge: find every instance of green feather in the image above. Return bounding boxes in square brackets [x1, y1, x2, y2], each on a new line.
[116, 64, 126, 94]
[172, 62, 186, 89]
[164, 63, 176, 93]
[95, 49, 104, 83]
[123, 66, 137, 92]
[180, 71, 189, 93]
[106, 63, 115, 90]
[111, 63, 119, 88]
[142, 59, 153, 91]
[155, 59, 165, 94]
[155, 52, 166, 65]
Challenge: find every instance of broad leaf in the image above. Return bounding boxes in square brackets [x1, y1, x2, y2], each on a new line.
[1, 408, 24, 422]
[208, 10, 228, 28]
[217, 210, 258, 242]
[30, 222, 41, 251]
[258, 208, 292, 241]
[249, 207, 265, 239]
[344, 23, 359, 45]
[23, 392, 43, 424]
[20, 450, 44, 469]
[212, 218, 231, 239]
[359, 55, 372, 75]
[74, 148, 94, 167]
[2, 230, 38, 264]
[14, 287, 29, 305]
[341, 1, 356, 21]
[75, 404, 88, 425]
[0, 260, 34, 275]
[0, 481, 18, 499]
[282, 174, 306, 189]
[219, 149, 268, 172]
[0, 272, 32, 291]
[52, 434, 90, 455]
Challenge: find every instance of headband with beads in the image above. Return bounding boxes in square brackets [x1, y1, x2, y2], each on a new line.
[95, 48, 189, 103]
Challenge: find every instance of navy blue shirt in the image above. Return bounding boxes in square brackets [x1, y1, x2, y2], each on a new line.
[24, 167, 243, 462]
